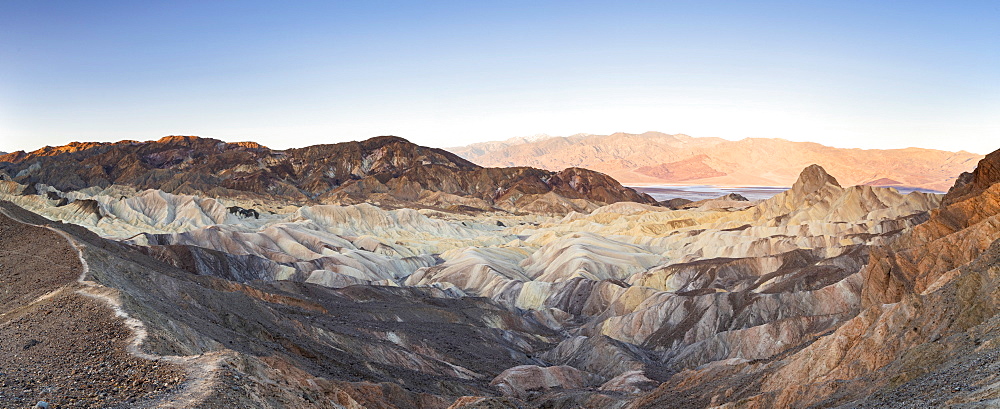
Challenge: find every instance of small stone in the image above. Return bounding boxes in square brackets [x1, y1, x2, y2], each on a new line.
[22, 339, 41, 350]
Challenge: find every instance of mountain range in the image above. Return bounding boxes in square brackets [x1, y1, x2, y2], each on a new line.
[449, 131, 982, 191]
[1, 134, 1000, 408]
[0, 135, 652, 215]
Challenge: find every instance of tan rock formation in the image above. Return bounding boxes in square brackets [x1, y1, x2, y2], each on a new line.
[599, 371, 660, 394]
[446, 396, 524, 409]
[490, 365, 603, 399]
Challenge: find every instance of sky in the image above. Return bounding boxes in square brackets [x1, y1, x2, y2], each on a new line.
[1, 1, 997, 154]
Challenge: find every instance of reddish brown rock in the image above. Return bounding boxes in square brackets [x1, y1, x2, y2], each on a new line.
[863, 149, 1000, 306]
[943, 148, 1000, 206]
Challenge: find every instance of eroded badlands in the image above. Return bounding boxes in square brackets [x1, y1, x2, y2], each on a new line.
[4, 156, 988, 408]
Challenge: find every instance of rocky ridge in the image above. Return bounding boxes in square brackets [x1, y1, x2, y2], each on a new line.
[0, 135, 653, 215]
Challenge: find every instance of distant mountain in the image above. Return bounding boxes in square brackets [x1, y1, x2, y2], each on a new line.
[0, 135, 653, 214]
[449, 131, 983, 191]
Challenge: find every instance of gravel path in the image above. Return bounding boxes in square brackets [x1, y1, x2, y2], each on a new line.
[0, 210, 191, 408]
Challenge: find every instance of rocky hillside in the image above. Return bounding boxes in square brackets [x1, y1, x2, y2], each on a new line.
[0, 135, 653, 214]
[449, 131, 982, 191]
[0, 201, 562, 408]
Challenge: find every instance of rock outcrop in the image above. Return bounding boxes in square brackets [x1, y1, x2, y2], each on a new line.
[674, 192, 754, 210]
[490, 365, 603, 399]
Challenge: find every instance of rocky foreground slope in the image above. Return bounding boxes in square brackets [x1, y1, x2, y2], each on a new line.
[450, 131, 982, 191]
[1, 141, 999, 408]
[0, 207, 182, 408]
[0, 135, 653, 215]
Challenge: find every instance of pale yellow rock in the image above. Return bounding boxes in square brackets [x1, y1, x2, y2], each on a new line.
[515, 281, 553, 310]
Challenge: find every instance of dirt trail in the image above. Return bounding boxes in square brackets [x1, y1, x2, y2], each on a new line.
[0, 207, 231, 408]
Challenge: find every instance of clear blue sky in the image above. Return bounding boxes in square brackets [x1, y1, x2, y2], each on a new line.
[1, 1, 997, 154]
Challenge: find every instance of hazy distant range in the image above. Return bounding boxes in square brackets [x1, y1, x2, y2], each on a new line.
[632, 184, 948, 202]
[448, 132, 983, 196]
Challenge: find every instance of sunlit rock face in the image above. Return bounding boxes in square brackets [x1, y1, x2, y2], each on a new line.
[863, 148, 1000, 307]
[5, 143, 994, 409]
